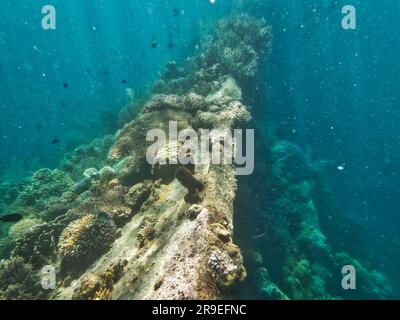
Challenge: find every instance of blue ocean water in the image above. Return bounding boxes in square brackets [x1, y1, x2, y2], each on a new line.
[0, 0, 399, 299]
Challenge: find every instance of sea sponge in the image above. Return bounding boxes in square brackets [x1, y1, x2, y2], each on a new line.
[58, 213, 118, 276]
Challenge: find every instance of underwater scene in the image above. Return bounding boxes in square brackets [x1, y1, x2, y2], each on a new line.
[0, 0, 399, 301]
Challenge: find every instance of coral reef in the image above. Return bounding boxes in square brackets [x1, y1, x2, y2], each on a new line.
[203, 14, 272, 79]
[17, 169, 75, 210]
[0, 12, 391, 301]
[8, 217, 43, 240]
[236, 137, 393, 300]
[58, 214, 118, 276]
[124, 181, 152, 211]
[208, 248, 246, 289]
[0, 257, 39, 299]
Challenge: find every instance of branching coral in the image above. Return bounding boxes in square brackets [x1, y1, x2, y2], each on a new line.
[205, 14, 272, 79]
[144, 93, 206, 113]
[8, 217, 43, 240]
[0, 257, 39, 300]
[17, 169, 75, 210]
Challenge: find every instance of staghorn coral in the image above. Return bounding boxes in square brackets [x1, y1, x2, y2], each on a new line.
[58, 213, 118, 277]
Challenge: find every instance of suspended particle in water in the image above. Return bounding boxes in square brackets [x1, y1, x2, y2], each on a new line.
[210, 0, 216, 4]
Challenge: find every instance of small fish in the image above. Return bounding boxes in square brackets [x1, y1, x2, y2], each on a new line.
[61, 102, 65, 107]
[251, 232, 267, 241]
[0, 180, 3, 184]
[173, 8, 180, 16]
[51, 138, 59, 144]
[103, 70, 110, 75]
[167, 42, 174, 49]
[85, 69, 92, 74]
[97, 211, 110, 221]
[96, 210, 114, 225]
[0, 213, 23, 223]
[121, 80, 127, 84]
[151, 42, 157, 48]
[63, 83, 69, 88]
[36, 125, 41, 131]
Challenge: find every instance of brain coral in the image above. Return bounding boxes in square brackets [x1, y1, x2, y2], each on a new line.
[58, 213, 118, 276]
